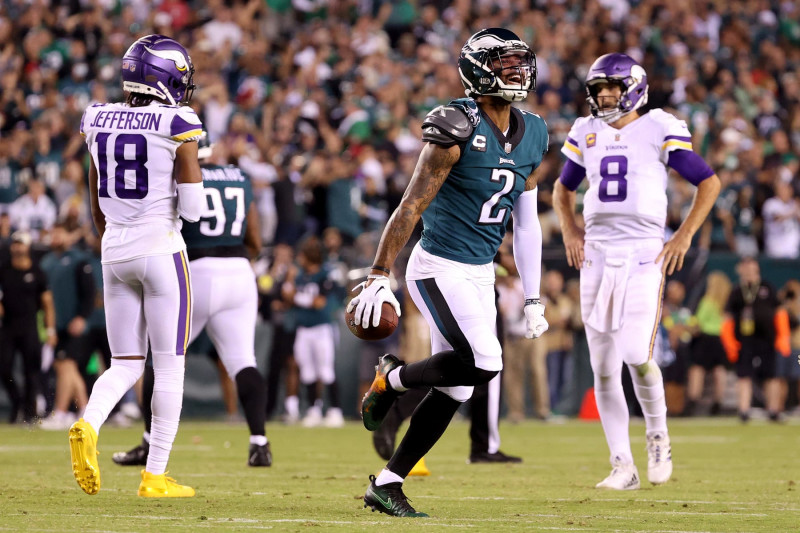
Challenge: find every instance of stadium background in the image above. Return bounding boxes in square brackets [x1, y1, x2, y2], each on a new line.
[1, 0, 799, 420]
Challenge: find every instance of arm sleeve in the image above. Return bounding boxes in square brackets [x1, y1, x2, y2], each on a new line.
[177, 182, 205, 222]
[170, 107, 204, 142]
[512, 188, 543, 300]
[75, 261, 96, 319]
[558, 158, 586, 191]
[667, 150, 715, 186]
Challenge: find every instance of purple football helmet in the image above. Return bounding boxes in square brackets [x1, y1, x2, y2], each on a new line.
[122, 35, 195, 105]
[585, 53, 648, 123]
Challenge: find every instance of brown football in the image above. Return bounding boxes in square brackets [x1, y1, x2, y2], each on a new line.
[345, 301, 399, 341]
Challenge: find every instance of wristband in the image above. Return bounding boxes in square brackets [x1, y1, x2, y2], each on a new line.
[370, 265, 390, 275]
[46, 327, 56, 335]
[367, 274, 389, 280]
[525, 298, 541, 306]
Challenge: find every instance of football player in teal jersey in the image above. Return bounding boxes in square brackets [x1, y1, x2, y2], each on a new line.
[112, 139, 271, 467]
[349, 28, 550, 517]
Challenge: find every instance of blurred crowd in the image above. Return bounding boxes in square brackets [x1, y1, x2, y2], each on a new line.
[1, 0, 800, 424]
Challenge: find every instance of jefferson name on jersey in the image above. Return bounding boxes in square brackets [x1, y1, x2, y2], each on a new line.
[419, 98, 548, 264]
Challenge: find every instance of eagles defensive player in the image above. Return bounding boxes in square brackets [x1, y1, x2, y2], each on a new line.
[112, 139, 270, 467]
[554, 53, 720, 490]
[348, 28, 549, 517]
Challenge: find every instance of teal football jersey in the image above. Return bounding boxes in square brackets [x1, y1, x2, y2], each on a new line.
[292, 266, 339, 328]
[181, 165, 253, 256]
[420, 98, 548, 264]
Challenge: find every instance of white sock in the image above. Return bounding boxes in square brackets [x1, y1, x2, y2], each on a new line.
[594, 370, 633, 465]
[145, 358, 185, 476]
[387, 368, 407, 392]
[630, 360, 668, 436]
[143, 431, 150, 444]
[285, 395, 299, 418]
[83, 358, 144, 434]
[375, 468, 404, 486]
[250, 435, 268, 446]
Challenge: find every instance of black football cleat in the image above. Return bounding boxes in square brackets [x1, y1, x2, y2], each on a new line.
[248, 442, 273, 467]
[361, 354, 403, 431]
[468, 450, 523, 464]
[363, 475, 428, 517]
[112, 439, 149, 466]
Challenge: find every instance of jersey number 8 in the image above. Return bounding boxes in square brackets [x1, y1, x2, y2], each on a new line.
[598, 155, 628, 203]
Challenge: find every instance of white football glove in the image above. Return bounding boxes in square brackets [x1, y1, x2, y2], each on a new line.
[346, 276, 402, 329]
[524, 300, 548, 339]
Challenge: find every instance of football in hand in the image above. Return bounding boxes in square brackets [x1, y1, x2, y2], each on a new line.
[345, 301, 399, 341]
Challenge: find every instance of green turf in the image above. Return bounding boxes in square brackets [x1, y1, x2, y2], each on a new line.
[1, 417, 799, 532]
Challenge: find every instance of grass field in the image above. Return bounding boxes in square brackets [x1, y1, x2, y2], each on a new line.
[1, 417, 799, 532]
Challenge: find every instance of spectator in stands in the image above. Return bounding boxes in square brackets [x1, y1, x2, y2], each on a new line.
[761, 178, 800, 259]
[8, 178, 56, 242]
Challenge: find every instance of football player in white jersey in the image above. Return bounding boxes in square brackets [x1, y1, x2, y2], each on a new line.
[68, 35, 205, 498]
[553, 53, 721, 490]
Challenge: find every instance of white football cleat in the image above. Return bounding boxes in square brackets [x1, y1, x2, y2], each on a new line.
[596, 458, 640, 490]
[323, 407, 345, 428]
[302, 406, 323, 428]
[646, 432, 672, 485]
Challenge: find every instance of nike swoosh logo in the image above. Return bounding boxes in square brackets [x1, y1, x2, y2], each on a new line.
[375, 286, 385, 294]
[373, 492, 393, 509]
[639, 261, 652, 265]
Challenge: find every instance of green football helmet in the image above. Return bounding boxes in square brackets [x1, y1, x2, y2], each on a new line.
[458, 28, 537, 103]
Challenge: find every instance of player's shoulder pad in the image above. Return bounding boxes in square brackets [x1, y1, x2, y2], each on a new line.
[573, 115, 595, 131]
[422, 98, 480, 145]
[648, 108, 684, 126]
[171, 106, 203, 142]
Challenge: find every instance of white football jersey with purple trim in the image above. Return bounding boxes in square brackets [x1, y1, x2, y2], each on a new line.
[81, 102, 203, 262]
[561, 109, 692, 242]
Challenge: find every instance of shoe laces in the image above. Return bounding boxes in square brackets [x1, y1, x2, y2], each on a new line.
[647, 436, 665, 463]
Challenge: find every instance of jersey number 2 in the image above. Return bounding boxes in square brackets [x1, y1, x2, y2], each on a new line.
[479, 169, 515, 224]
[96, 133, 148, 199]
[598, 155, 628, 202]
[200, 187, 246, 237]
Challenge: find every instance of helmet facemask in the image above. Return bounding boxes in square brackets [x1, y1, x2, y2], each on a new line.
[485, 49, 536, 102]
[585, 64, 649, 123]
[459, 29, 537, 103]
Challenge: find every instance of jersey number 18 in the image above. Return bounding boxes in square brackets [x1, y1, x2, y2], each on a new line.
[96, 133, 149, 199]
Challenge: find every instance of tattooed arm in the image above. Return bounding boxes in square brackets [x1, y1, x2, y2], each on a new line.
[368, 142, 460, 277]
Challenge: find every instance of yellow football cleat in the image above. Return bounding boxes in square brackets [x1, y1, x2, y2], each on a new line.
[138, 470, 195, 498]
[408, 457, 430, 477]
[68, 419, 100, 495]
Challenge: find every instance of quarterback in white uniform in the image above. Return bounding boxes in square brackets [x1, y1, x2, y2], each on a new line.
[69, 35, 205, 498]
[554, 53, 720, 490]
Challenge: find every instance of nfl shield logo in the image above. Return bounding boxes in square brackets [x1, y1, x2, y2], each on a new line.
[615, 134, 621, 141]
[504, 142, 512, 153]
